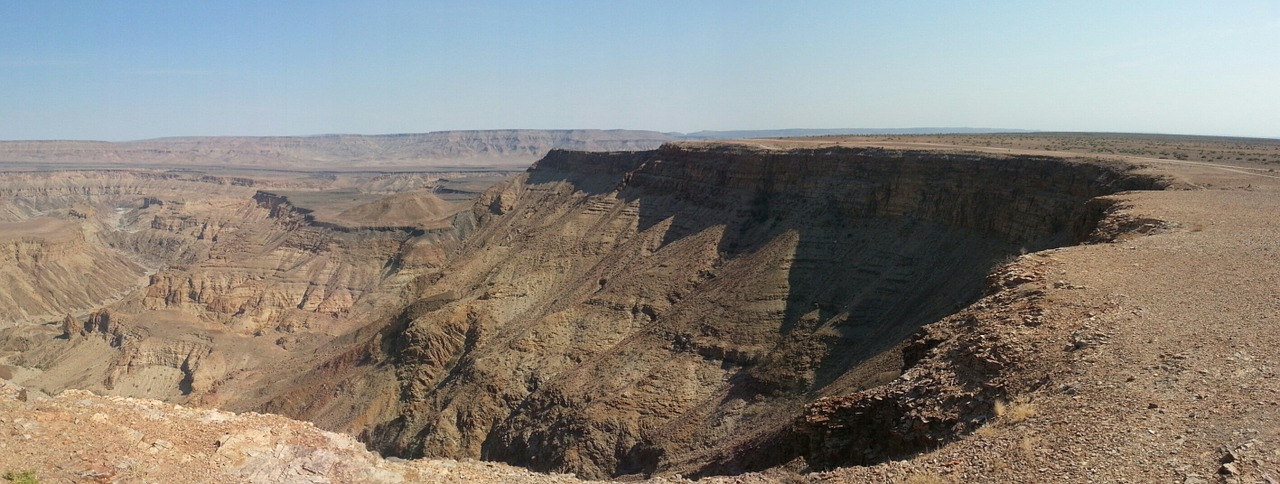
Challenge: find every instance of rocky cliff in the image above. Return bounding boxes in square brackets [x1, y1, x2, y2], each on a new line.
[345, 143, 1163, 478]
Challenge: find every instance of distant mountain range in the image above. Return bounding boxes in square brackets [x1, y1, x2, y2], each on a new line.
[0, 128, 1034, 171]
[680, 127, 1035, 139]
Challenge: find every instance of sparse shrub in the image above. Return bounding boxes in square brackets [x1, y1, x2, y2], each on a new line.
[1018, 435, 1044, 459]
[2, 470, 38, 484]
[972, 423, 998, 438]
[993, 396, 1037, 423]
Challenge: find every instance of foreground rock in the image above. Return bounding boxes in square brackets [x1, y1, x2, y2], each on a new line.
[0, 381, 653, 483]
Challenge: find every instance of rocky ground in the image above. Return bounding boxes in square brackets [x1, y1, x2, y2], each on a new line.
[0, 381, 653, 483]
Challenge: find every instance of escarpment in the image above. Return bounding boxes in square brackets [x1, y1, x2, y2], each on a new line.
[360, 143, 1164, 479]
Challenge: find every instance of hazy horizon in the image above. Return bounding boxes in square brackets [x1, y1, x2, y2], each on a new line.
[3, 1, 1277, 141]
[1, 127, 1041, 143]
[8, 127, 1280, 144]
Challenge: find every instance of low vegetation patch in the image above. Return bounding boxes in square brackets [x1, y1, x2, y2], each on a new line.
[2, 470, 38, 484]
[994, 396, 1037, 423]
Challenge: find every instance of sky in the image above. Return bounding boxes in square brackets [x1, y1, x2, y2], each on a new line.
[1, 1, 1277, 141]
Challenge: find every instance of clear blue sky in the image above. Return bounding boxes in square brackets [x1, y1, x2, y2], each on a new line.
[2, 1, 1277, 140]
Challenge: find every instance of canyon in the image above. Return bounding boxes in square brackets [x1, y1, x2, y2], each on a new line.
[1, 133, 1278, 482]
[360, 144, 1161, 479]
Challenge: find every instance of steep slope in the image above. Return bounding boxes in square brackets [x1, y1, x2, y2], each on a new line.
[0, 217, 149, 324]
[345, 143, 1163, 478]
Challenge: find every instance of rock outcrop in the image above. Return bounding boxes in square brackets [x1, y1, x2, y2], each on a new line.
[0, 382, 619, 484]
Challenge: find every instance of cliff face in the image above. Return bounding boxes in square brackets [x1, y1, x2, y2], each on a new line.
[360, 144, 1163, 478]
